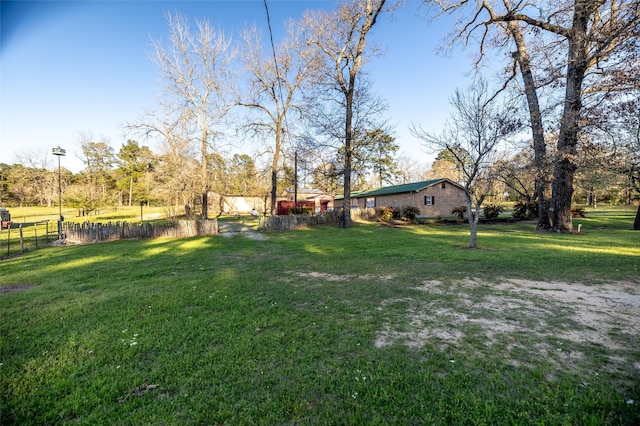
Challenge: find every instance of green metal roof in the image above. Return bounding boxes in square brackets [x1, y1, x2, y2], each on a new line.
[355, 179, 446, 197]
[335, 179, 451, 200]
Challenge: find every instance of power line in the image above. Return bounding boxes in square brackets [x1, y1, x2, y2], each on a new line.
[263, 0, 281, 92]
[263, 0, 296, 189]
[263, 0, 288, 116]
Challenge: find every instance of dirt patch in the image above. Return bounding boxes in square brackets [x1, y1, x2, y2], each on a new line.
[293, 271, 396, 282]
[379, 220, 411, 228]
[0, 283, 38, 295]
[220, 231, 268, 241]
[375, 278, 640, 371]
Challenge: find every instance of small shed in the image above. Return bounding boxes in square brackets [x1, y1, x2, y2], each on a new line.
[276, 200, 316, 215]
[281, 188, 334, 214]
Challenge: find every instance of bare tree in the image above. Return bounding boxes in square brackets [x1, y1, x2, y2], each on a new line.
[574, 137, 623, 208]
[238, 23, 312, 215]
[506, 19, 553, 230]
[78, 133, 116, 209]
[427, 0, 640, 232]
[394, 154, 428, 184]
[602, 96, 640, 228]
[493, 147, 538, 205]
[128, 100, 199, 210]
[412, 79, 518, 248]
[140, 12, 234, 219]
[302, 0, 393, 228]
[14, 150, 56, 207]
[2, 163, 53, 207]
[623, 102, 640, 230]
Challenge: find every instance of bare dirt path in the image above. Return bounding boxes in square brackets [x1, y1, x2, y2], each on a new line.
[375, 278, 640, 375]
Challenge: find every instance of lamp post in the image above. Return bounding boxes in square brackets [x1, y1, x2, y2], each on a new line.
[52, 146, 66, 239]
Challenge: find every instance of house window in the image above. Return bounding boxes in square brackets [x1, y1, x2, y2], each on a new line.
[424, 195, 434, 206]
[366, 197, 375, 208]
[441, 182, 446, 189]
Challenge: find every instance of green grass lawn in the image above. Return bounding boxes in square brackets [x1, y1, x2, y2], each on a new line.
[4, 205, 169, 224]
[1, 208, 639, 424]
[1, 206, 175, 258]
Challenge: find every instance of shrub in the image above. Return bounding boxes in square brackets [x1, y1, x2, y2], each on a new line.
[571, 206, 586, 218]
[289, 207, 313, 215]
[392, 207, 402, 220]
[512, 201, 537, 219]
[377, 206, 394, 222]
[402, 206, 420, 221]
[451, 206, 467, 219]
[483, 204, 504, 220]
[164, 206, 180, 225]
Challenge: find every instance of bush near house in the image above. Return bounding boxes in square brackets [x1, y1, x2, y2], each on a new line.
[512, 201, 537, 219]
[392, 207, 402, 220]
[377, 206, 395, 222]
[374, 206, 405, 221]
[288, 207, 314, 215]
[402, 206, 420, 221]
[451, 205, 467, 219]
[483, 204, 504, 220]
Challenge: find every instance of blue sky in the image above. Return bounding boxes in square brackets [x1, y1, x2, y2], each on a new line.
[1, 0, 475, 173]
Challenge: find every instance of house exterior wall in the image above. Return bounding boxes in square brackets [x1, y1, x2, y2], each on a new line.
[354, 182, 467, 217]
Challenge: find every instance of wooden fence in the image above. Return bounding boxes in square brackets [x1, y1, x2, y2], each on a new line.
[1, 221, 56, 258]
[64, 220, 218, 243]
[257, 208, 381, 231]
[258, 211, 340, 231]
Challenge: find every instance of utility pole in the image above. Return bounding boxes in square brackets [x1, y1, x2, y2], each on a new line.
[52, 146, 66, 239]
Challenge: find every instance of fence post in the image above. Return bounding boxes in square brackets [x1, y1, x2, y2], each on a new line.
[19, 224, 24, 253]
[46, 222, 49, 245]
[6, 226, 9, 257]
[35, 222, 38, 248]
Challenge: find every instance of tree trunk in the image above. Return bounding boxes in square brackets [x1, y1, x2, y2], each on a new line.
[465, 193, 478, 248]
[270, 128, 282, 216]
[551, 1, 591, 233]
[341, 82, 355, 229]
[201, 191, 208, 219]
[551, 153, 577, 232]
[217, 195, 224, 217]
[201, 128, 209, 219]
[508, 21, 552, 230]
[128, 177, 133, 207]
[270, 170, 278, 216]
[634, 204, 640, 230]
[468, 219, 478, 248]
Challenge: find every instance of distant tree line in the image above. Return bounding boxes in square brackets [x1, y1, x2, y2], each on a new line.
[0, 131, 404, 215]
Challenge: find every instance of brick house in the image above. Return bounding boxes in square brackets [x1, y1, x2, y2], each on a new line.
[347, 178, 467, 218]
